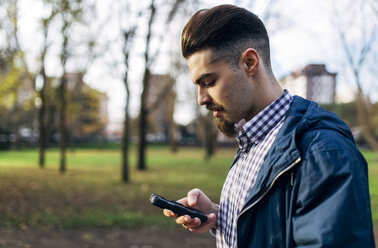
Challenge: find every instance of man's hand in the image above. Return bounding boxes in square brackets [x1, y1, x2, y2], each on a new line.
[163, 188, 218, 233]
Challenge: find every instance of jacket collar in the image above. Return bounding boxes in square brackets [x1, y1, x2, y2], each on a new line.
[240, 96, 355, 212]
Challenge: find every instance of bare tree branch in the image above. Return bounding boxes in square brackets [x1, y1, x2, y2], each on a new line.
[331, 0, 378, 150]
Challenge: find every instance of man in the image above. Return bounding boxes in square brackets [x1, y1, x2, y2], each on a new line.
[163, 4, 375, 247]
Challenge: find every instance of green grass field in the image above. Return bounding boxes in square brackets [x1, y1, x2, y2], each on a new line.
[365, 150, 378, 228]
[0, 145, 376, 230]
[0, 146, 234, 228]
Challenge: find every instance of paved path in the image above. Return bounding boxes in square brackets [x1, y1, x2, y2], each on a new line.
[1, 227, 376, 247]
[0, 227, 215, 248]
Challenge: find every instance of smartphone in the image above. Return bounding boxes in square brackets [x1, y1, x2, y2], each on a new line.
[150, 194, 208, 223]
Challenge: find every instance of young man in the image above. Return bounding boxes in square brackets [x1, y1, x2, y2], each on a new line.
[163, 4, 375, 247]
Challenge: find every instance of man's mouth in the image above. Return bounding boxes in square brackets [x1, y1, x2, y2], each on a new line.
[206, 104, 224, 118]
[213, 110, 221, 118]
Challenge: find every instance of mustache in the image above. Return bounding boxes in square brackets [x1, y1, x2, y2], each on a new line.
[205, 102, 224, 112]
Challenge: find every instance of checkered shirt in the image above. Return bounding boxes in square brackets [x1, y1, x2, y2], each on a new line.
[215, 90, 293, 248]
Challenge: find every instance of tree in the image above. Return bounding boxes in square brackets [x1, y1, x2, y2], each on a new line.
[58, 1, 72, 173]
[121, 22, 137, 182]
[0, 60, 36, 146]
[51, 0, 91, 173]
[137, 0, 156, 171]
[0, 0, 37, 148]
[110, 0, 141, 182]
[1, 0, 99, 156]
[37, 6, 57, 168]
[332, 0, 378, 150]
[137, 0, 189, 170]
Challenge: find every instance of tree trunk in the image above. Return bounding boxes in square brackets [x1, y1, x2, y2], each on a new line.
[168, 89, 177, 153]
[59, 75, 67, 173]
[59, 15, 69, 174]
[122, 69, 131, 182]
[122, 99, 130, 182]
[138, 68, 149, 171]
[137, 0, 155, 171]
[38, 69, 47, 168]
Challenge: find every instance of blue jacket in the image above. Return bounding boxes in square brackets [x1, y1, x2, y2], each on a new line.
[235, 96, 375, 247]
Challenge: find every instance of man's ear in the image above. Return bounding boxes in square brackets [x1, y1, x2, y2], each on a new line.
[241, 48, 259, 76]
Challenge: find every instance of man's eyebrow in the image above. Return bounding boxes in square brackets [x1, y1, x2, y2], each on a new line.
[194, 73, 214, 85]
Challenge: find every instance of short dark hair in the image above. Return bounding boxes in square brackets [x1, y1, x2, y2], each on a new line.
[182, 5, 271, 69]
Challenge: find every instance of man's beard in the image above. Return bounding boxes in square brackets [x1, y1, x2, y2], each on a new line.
[206, 102, 237, 137]
[215, 117, 237, 137]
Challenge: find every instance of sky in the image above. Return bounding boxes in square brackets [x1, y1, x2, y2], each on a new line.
[13, 0, 378, 127]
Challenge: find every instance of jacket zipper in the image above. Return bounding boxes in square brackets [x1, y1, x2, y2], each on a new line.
[235, 157, 302, 247]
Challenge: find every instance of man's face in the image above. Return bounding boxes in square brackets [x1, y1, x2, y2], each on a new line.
[187, 49, 256, 137]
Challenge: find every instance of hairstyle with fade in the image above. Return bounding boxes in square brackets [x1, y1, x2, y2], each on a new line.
[181, 5, 271, 71]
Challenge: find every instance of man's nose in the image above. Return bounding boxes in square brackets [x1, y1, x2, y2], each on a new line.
[197, 87, 211, 106]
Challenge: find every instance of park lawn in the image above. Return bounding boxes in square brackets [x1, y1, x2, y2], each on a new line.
[0, 146, 376, 230]
[365, 150, 378, 228]
[0, 146, 234, 228]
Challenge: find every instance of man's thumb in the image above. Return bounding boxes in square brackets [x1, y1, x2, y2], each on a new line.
[187, 188, 201, 206]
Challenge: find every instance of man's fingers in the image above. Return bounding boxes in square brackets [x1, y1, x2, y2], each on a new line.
[163, 209, 177, 217]
[178, 213, 217, 234]
[161, 189, 216, 233]
[177, 197, 189, 206]
[175, 215, 192, 225]
[187, 188, 202, 206]
[188, 213, 216, 233]
[182, 217, 201, 228]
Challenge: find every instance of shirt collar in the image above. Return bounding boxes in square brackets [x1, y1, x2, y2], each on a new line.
[236, 90, 293, 151]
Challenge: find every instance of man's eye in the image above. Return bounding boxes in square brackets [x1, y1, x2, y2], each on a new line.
[205, 80, 215, 87]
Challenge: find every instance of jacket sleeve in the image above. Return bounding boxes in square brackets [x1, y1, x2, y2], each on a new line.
[292, 133, 375, 247]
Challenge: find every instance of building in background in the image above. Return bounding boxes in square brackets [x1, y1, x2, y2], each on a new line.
[62, 72, 109, 143]
[279, 64, 337, 104]
[146, 74, 175, 143]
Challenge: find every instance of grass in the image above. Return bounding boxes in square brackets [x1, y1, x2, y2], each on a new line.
[0, 145, 235, 229]
[0, 145, 376, 231]
[365, 150, 378, 228]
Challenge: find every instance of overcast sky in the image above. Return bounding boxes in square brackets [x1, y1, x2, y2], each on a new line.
[15, 0, 378, 126]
